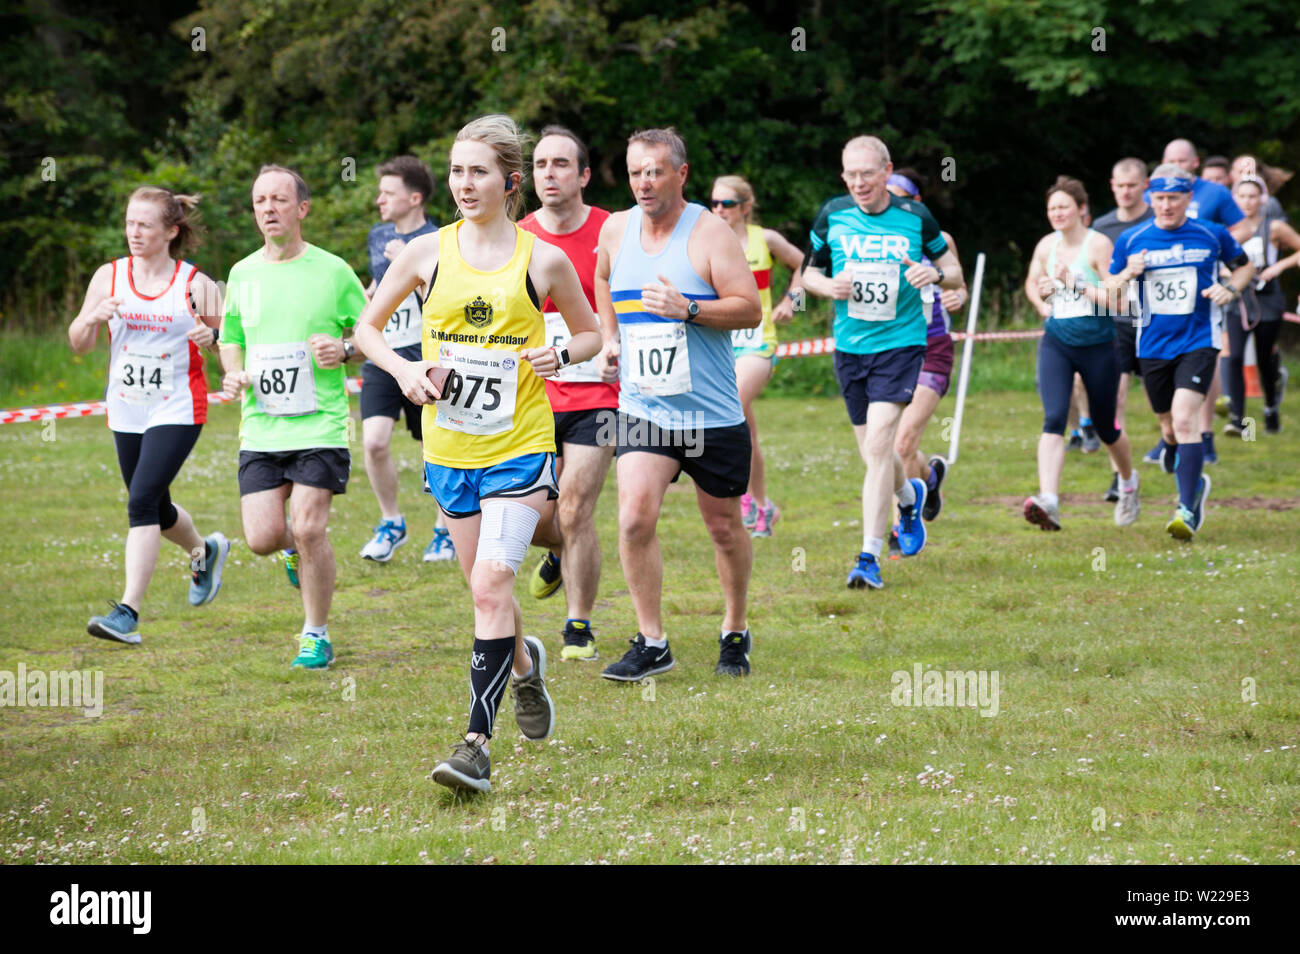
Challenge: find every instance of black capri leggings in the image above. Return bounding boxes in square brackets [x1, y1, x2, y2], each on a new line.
[113, 425, 202, 529]
[1225, 309, 1283, 420]
[1036, 332, 1121, 444]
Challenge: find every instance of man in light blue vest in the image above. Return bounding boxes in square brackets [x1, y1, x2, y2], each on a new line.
[593, 127, 762, 681]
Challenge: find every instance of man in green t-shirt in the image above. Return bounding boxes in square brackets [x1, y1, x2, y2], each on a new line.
[219, 164, 367, 670]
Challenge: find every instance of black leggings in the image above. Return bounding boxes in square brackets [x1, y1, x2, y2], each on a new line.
[1036, 332, 1121, 443]
[1225, 317, 1282, 419]
[113, 425, 202, 529]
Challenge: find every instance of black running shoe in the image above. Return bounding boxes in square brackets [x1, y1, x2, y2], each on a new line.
[922, 456, 947, 521]
[1264, 407, 1280, 434]
[1080, 424, 1101, 453]
[1067, 431, 1083, 452]
[715, 630, 751, 677]
[888, 529, 902, 560]
[1104, 472, 1119, 502]
[560, 620, 597, 660]
[601, 633, 675, 682]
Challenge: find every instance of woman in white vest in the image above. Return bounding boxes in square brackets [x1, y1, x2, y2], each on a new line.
[68, 187, 230, 646]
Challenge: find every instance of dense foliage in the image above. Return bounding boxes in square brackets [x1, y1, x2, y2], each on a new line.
[4, 0, 1298, 327]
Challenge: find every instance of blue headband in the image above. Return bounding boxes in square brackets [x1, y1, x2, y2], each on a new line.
[887, 174, 919, 198]
[1148, 176, 1193, 194]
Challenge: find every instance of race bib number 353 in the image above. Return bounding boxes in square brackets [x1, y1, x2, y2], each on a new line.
[247, 342, 317, 417]
[846, 262, 899, 321]
[435, 343, 518, 436]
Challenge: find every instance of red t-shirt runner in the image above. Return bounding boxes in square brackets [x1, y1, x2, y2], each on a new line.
[518, 206, 617, 413]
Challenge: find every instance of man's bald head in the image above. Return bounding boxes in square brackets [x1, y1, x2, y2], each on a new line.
[1162, 139, 1199, 172]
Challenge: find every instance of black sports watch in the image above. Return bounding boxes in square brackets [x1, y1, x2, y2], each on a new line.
[686, 300, 700, 321]
[933, 266, 946, 286]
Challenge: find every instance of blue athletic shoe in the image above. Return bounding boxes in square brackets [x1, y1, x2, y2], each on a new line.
[87, 601, 142, 645]
[189, 532, 231, 606]
[423, 527, 456, 563]
[846, 552, 883, 590]
[1143, 439, 1168, 465]
[360, 518, 407, 562]
[895, 478, 928, 556]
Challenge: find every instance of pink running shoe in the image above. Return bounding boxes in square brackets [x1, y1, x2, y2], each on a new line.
[740, 492, 758, 530]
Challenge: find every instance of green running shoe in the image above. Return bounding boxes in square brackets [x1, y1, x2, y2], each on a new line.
[291, 634, 333, 669]
[282, 549, 300, 589]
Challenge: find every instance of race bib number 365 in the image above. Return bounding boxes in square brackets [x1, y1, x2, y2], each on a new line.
[435, 343, 518, 436]
[625, 322, 691, 396]
[1146, 266, 1196, 316]
[247, 342, 317, 417]
[846, 263, 899, 321]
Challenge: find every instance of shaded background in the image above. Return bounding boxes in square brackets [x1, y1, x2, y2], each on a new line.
[3, 0, 1299, 329]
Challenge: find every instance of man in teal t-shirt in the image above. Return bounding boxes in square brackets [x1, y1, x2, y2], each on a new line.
[802, 135, 964, 592]
[219, 164, 367, 670]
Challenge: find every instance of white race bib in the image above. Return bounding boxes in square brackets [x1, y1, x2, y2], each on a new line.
[543, 311, 601, 384]
[731, 323, 764, 350]
[113, 347, 174, 405]
[625, 322, 691, 395]
[1051, 272, 1094, 319]
[1147, 266, 1197, 316]
[435, 343, 518, 436]
[920, 282, 936, 305]
[382, 292, 422, 349]
[247, 342, 317, 417]
[846, 263, 899, 321]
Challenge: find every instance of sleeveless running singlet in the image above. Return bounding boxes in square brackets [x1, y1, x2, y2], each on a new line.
[421, 221, 554, 468]
[732, 224, 777, 356]
[609, 203, 744, 430]
[106, 257, 207, 433]
[1045, 230, 1113, 347]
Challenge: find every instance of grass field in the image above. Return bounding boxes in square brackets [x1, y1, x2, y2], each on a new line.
[1, 344, 1297, 864]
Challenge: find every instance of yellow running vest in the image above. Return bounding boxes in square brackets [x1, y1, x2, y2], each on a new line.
[732, 224, 777, 354]
[421, 221, 554, 467]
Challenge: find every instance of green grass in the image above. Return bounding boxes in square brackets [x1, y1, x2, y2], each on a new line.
[2, 377, 1297, 864]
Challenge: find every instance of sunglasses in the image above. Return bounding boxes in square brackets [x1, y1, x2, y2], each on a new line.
[710, 198, 741, 209]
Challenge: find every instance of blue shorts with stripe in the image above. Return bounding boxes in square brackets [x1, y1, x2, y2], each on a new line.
[424, 453, 558, 518]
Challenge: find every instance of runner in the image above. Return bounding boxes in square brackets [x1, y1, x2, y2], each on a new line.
[1201, 156, 1232, 186]
[1144, 139, 1250, 467]
[802, 135, 963, 589]
[1023, 176, 1139, 530]
[68, 187, 229, 644]
[1108, 164, 1255, 540]
[709, 174, 806, 538]
[357, 156, 454, 564]
[1223, 174, 1300, 435]
[1092, 157, 1155, 501]
[595, 127, 763, 678]
[219, 164, 367, 669]
[519, 126, 614, 660]
[354, 115, 600, 793]
[884, 168, 966, 541]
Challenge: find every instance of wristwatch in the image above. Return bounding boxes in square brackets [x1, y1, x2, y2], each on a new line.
[554, 346, 571, 368]
[686, 300, 700, 322]
[933, 266, 946, 286]
[342, 339, 356, 360]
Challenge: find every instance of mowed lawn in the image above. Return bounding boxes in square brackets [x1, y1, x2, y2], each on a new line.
[1, 378, 1297, 864]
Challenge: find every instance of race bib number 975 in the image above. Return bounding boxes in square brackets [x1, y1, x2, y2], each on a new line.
[846, 263, 899, 321]
[247, 342, 317, 417]
[435, 343, 518, 436]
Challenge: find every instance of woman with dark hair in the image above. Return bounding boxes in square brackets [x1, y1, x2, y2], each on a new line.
[1023, 177, 1138, 530]
[68, 187, 229, 645]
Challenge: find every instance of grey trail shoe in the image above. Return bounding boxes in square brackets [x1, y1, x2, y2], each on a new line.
[431, 739, 491, 793]
[512, 636, 555, 741]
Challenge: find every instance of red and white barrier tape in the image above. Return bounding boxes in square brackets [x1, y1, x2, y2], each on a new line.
[5, 315, 1297, 424]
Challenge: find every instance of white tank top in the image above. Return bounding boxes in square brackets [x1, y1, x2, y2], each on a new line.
[106, 257, 207, 432]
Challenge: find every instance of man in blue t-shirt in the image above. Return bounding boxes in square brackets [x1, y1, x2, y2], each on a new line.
[352, 156, 448, 564]
[1108, 164, 1255, 541]
[802, 135, 963, 590]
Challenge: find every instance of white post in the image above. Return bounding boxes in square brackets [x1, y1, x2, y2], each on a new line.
[947, 252, 985, 465]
